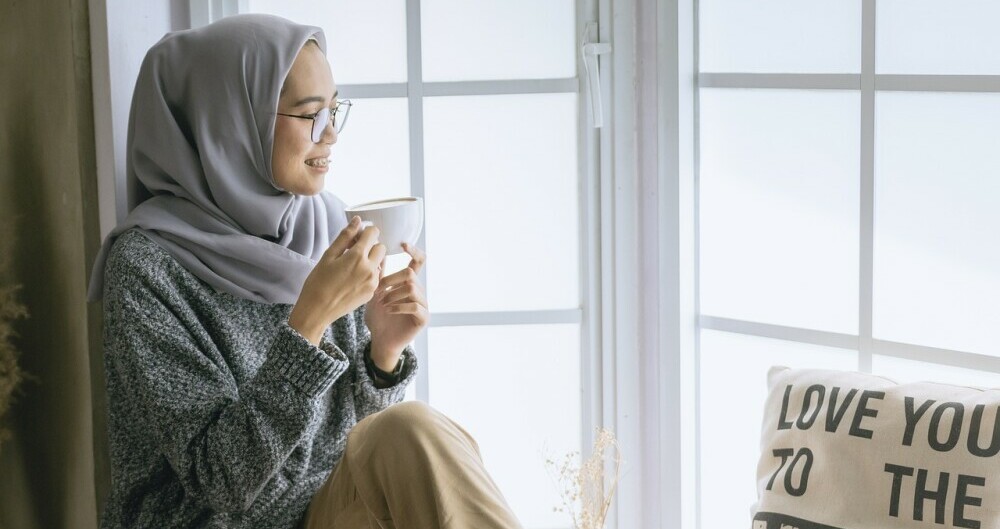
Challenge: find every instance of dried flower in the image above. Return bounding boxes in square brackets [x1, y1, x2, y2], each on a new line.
[0, 219, 30, 454]
[543, 428, 623, 529]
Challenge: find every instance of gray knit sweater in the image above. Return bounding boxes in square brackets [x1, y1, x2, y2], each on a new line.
[99, 229, 417, 528]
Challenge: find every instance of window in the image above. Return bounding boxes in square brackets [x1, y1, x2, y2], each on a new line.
[697, 1, 1000, 527]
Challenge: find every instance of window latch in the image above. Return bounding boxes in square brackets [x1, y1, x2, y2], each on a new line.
[582, 22, 612, 128]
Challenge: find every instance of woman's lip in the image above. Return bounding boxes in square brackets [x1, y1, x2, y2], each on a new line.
[306, 152, 331, 161]
[306, 162, 329, 173]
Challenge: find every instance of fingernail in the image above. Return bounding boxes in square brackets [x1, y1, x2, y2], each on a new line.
[350, 216, 360, 225]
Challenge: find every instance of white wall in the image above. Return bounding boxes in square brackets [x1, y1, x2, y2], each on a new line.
[90, 0, 190, 238]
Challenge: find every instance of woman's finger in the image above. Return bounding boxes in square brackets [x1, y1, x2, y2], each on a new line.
[377, 266, 418, 291]
[401, 242, 426, 274]
[384, 282, 427, 310]
[325, 216, 363, 258]
[381, 283, 423, 305]
[387, 301, 420, 312]
[355, 225, 382, 256]
[368, 240, 387, 266]
[387, 302, 429, 323]
[379, 273, 426, 303]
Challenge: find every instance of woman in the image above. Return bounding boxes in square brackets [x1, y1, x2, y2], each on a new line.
[87, 14, 522, 529]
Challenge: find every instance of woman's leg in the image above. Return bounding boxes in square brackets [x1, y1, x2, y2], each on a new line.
[305, 401, 523, 529]
[303, 447, 380, 528]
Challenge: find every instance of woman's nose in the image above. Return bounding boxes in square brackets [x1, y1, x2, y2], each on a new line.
[319, 118, 337, 145]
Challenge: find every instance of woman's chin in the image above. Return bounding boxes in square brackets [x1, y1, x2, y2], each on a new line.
[304, 166, 329, 192]
[294, 172, 327, 196]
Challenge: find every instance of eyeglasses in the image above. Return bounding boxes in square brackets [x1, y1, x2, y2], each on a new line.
[277, 99, 353, 143]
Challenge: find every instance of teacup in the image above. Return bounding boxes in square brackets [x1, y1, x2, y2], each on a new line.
[345, 197, 424, 256]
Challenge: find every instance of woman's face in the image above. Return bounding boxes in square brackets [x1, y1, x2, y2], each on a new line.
[272, 42, 339, 196]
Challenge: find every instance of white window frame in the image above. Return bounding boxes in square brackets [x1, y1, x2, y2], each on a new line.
[697, 0, 1000, 376]
[601, 0, 697, 527]
[694, 1, 1000, 529]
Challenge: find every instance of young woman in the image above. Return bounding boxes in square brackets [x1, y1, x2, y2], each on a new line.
[87, 14, 522, 529]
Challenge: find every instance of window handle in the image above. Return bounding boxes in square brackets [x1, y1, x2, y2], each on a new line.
[582, 22, 612, 128]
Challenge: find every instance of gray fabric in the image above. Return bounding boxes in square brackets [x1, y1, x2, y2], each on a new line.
[87, 14, 348, 305]
[100, 229, 416, 528]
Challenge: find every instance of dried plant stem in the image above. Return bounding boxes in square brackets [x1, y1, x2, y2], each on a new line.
[544, 428, 623, 529]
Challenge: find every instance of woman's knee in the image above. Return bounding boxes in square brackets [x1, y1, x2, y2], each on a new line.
[375, 400, 439, 434]
[351, 401, 440, 443]
[348, 400, 482, 462]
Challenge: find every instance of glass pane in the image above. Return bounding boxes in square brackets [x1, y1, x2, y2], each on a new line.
[699, 89, 860, 333]
[699, 0, 861, 73]
[700, 329, 857, 529]
[421, 0, 576, 82]
[324, 97, 410, 210]
[245, 0, 407, 84]
[423, 94, 580, 313]
[873, 92, 1000, 356]
[428, 324, 581, 529]
[872, 355, 1000, 389]
[877, 0, 1000, 74]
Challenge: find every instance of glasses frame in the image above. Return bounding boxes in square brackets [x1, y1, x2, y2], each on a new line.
[277, 99, 353, 142]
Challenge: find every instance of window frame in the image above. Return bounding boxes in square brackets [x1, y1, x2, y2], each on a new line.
[601, 0, 697, 527]
[695, 1, 1000, 528]
[697, 1, 1000, 401]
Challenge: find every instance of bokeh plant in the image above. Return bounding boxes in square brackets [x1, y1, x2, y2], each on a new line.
[544, 428, 623, 529]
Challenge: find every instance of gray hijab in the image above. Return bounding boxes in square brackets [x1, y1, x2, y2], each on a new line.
[87, 14, 347, 305]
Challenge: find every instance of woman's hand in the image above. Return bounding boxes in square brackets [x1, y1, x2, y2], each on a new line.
[365, 242, 429, 371]
[289, 217, 386, 345]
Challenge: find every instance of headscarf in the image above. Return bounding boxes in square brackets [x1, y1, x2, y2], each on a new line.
[87, 14, 347, 305]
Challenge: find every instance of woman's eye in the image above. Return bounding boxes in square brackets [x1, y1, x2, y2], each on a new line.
[307, 107, 335, 118]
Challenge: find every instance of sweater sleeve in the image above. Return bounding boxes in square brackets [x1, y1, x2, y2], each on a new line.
[103, 257, 349, 514]
[349, 305, 418, 420]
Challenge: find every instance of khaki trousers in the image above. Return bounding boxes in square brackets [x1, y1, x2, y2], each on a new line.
[304, 401, 524, 529]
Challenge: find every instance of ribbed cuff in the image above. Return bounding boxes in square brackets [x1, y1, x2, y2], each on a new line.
[266, 323, 349, 399]
[354, 341, 418, 409]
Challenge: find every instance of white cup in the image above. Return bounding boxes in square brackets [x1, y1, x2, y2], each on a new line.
[345, 197, 424, 256]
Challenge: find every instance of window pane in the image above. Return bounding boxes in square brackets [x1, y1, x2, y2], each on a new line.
[873, 92, 1000, 356]
[324, 97, 410, 209]
[872, 355, 1000, 389]
[428, 324, 581, 529]
[700, 329, 856, 529]
[421, 0, 576, 82]
[877, 0, 1000, 74]
[423, 94, 580, 313]
[403, 377, 417, 402]
[246, 0, 407, 84]
[699, 0, 861, 73]
[699, 89, 860, 333]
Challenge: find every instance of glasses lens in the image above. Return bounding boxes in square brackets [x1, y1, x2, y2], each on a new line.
[312, 107, 331, 143]
[334, 101, 351, 134]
